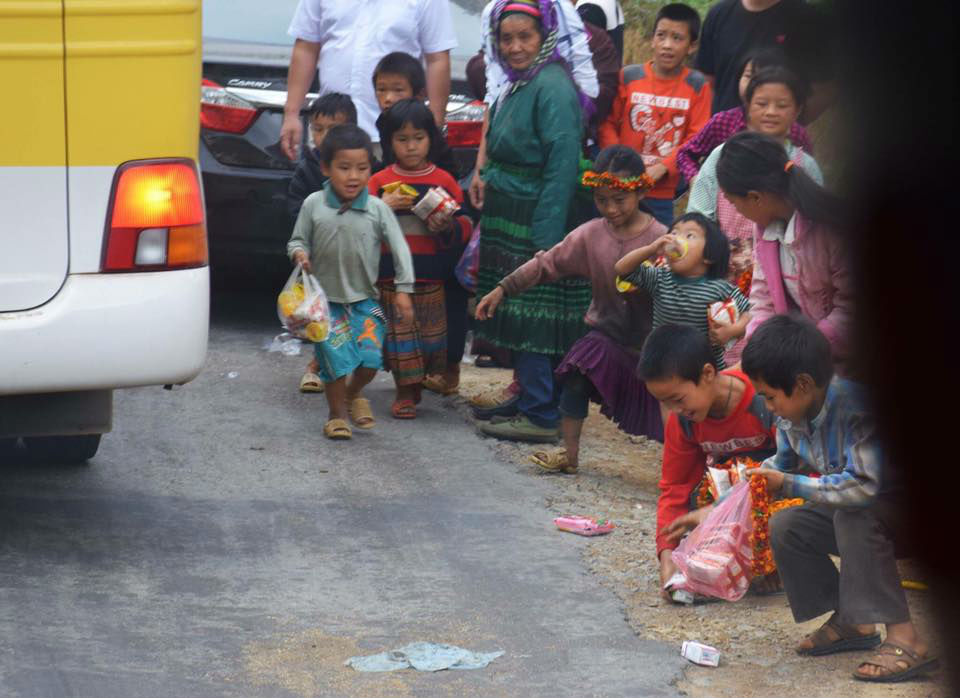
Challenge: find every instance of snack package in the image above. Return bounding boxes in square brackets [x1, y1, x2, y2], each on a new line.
[411, 186, 458, 227]
[670, 481, 755, 601]
[681, 641, 720, 667]
[708, 299, 741, 351]
[553, 515, 615, 537]
[277, 263, 330, 342]
[382, 181, 419, 197]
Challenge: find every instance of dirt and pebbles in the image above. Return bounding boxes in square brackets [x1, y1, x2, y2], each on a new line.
[457, 364, 948, 698]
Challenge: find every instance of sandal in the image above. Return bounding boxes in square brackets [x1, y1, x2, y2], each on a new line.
[796, 616, 882, 656]
[347, 397, 375, 429]
[391, 399, 417, 419]
[853, 642, 939, 683]
[299, 372, 325, 393]
[422, 374, 460, 396]
[530, 448, 578, 474]
[323, 418, 352, 440]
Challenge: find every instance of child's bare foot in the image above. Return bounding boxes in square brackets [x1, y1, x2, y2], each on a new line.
[796, 613, 880, 656]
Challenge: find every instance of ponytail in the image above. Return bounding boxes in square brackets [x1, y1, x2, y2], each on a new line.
[716, 131, 843, 227]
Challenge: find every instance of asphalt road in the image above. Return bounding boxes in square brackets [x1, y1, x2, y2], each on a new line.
[0, 284, 684, 697]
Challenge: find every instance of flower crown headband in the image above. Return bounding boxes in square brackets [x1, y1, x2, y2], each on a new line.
[581, 170, 656, 192]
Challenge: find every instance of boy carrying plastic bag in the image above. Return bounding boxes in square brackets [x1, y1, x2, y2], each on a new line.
[278, 263, 331, 343]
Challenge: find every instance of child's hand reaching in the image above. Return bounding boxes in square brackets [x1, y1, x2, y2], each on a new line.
[382, 190, 416, 211]
[393, 291, 414, 325]
[292, 249, 312, 273]
[646, 161, 668, 183]
[475, 286, 505, 321]
[659, 504, 713, 545]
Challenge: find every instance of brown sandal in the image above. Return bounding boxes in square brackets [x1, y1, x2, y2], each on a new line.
[796, 616, 881, 656]
[347, 397, 375, 429]
[853, 642, 939, 683]
[530, 448, 578, 474]
[323, 419, 352, 440]
[422, 374, 459, 396]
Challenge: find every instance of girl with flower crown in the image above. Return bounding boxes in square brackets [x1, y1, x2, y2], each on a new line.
[476, 145, 666, 473]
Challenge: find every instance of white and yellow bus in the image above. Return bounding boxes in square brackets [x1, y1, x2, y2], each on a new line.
[0, 0, 208, 462]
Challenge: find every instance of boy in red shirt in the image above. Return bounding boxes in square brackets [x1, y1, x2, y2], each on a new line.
[598, 3, 712, 226]
[637, 324, 776, 598]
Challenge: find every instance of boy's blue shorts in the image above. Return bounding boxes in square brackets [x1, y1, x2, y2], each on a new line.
[314, 299, 386, 383]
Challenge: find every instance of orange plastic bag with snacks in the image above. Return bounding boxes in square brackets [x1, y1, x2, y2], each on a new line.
[277, 263, 330, 342]
[670, 481, 754, 602]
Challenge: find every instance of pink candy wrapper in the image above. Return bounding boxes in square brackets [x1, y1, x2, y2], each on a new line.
[554, 516, 615, 537]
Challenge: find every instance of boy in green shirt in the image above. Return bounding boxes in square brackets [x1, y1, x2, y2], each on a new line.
[288, 125, 415, 440]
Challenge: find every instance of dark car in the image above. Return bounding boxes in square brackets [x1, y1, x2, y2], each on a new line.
[200, 0, 485, 271]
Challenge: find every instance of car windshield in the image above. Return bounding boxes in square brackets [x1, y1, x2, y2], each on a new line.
[202, 0, 484, 58]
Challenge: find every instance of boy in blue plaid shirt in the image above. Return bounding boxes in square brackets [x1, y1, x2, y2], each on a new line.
[742, 315, 937, 684]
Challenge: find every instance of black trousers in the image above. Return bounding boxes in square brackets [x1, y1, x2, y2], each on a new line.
[769, 501, 910, 625]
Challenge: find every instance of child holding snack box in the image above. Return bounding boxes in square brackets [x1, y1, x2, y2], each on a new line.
[368, 99, 472, 419]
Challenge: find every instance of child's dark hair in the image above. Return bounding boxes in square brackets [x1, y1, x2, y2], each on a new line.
[670, 212, 729, 279]
[309, 92, 358, 124]
[653, 3, 701, 42]
[318, 124, 374, 166]
[376, 98, 443, 167]
[593, 145, 646, 177]
[742, 314, 834, 395]
[717, 131, 843, 226]
[737, 46, 789, 83]
[592, 145, 655, 215]
[372, 51, 426, 96]
[744, 65, 809, 110]
[638, 324, 715, 384]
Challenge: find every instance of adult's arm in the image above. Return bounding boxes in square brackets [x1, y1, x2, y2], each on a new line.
[425, 51, 452, 128]
[557, 1, 599, 99]
[281, 39, 322, 161]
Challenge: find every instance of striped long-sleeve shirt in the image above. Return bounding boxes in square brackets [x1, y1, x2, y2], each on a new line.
[621, 263, 750, 368]
[764, 378, 883, 507]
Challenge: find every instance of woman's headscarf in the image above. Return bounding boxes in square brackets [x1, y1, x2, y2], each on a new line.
[490, 0, 594, 120]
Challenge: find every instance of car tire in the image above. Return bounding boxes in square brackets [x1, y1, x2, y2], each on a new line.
[23, 434, 102, 463]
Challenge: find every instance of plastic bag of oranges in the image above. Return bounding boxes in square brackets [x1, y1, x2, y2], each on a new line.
[277, 263, 330, 342]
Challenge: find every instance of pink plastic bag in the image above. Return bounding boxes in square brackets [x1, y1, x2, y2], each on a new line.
[670, 481, 754, 601]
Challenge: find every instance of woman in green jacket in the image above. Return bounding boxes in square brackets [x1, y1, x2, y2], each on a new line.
[472, 0, 593, 443]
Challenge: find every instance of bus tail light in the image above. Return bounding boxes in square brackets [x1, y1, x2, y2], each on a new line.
[101, 160, 208, 272]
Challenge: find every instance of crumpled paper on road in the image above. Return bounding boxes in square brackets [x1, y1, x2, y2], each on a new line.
[345, 642, 504, 672]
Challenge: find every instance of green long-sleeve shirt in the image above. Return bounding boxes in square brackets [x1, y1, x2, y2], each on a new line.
[287, 182, 414, 303]
[482, 63, 583, 250]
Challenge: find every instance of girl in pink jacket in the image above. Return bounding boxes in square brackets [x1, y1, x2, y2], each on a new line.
[716, 131, 851, 364]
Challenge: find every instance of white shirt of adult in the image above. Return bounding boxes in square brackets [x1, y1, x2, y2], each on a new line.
[575, 0, 625, 31]
[288, 0, 458, 141]
[481, 0, 598, 107]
